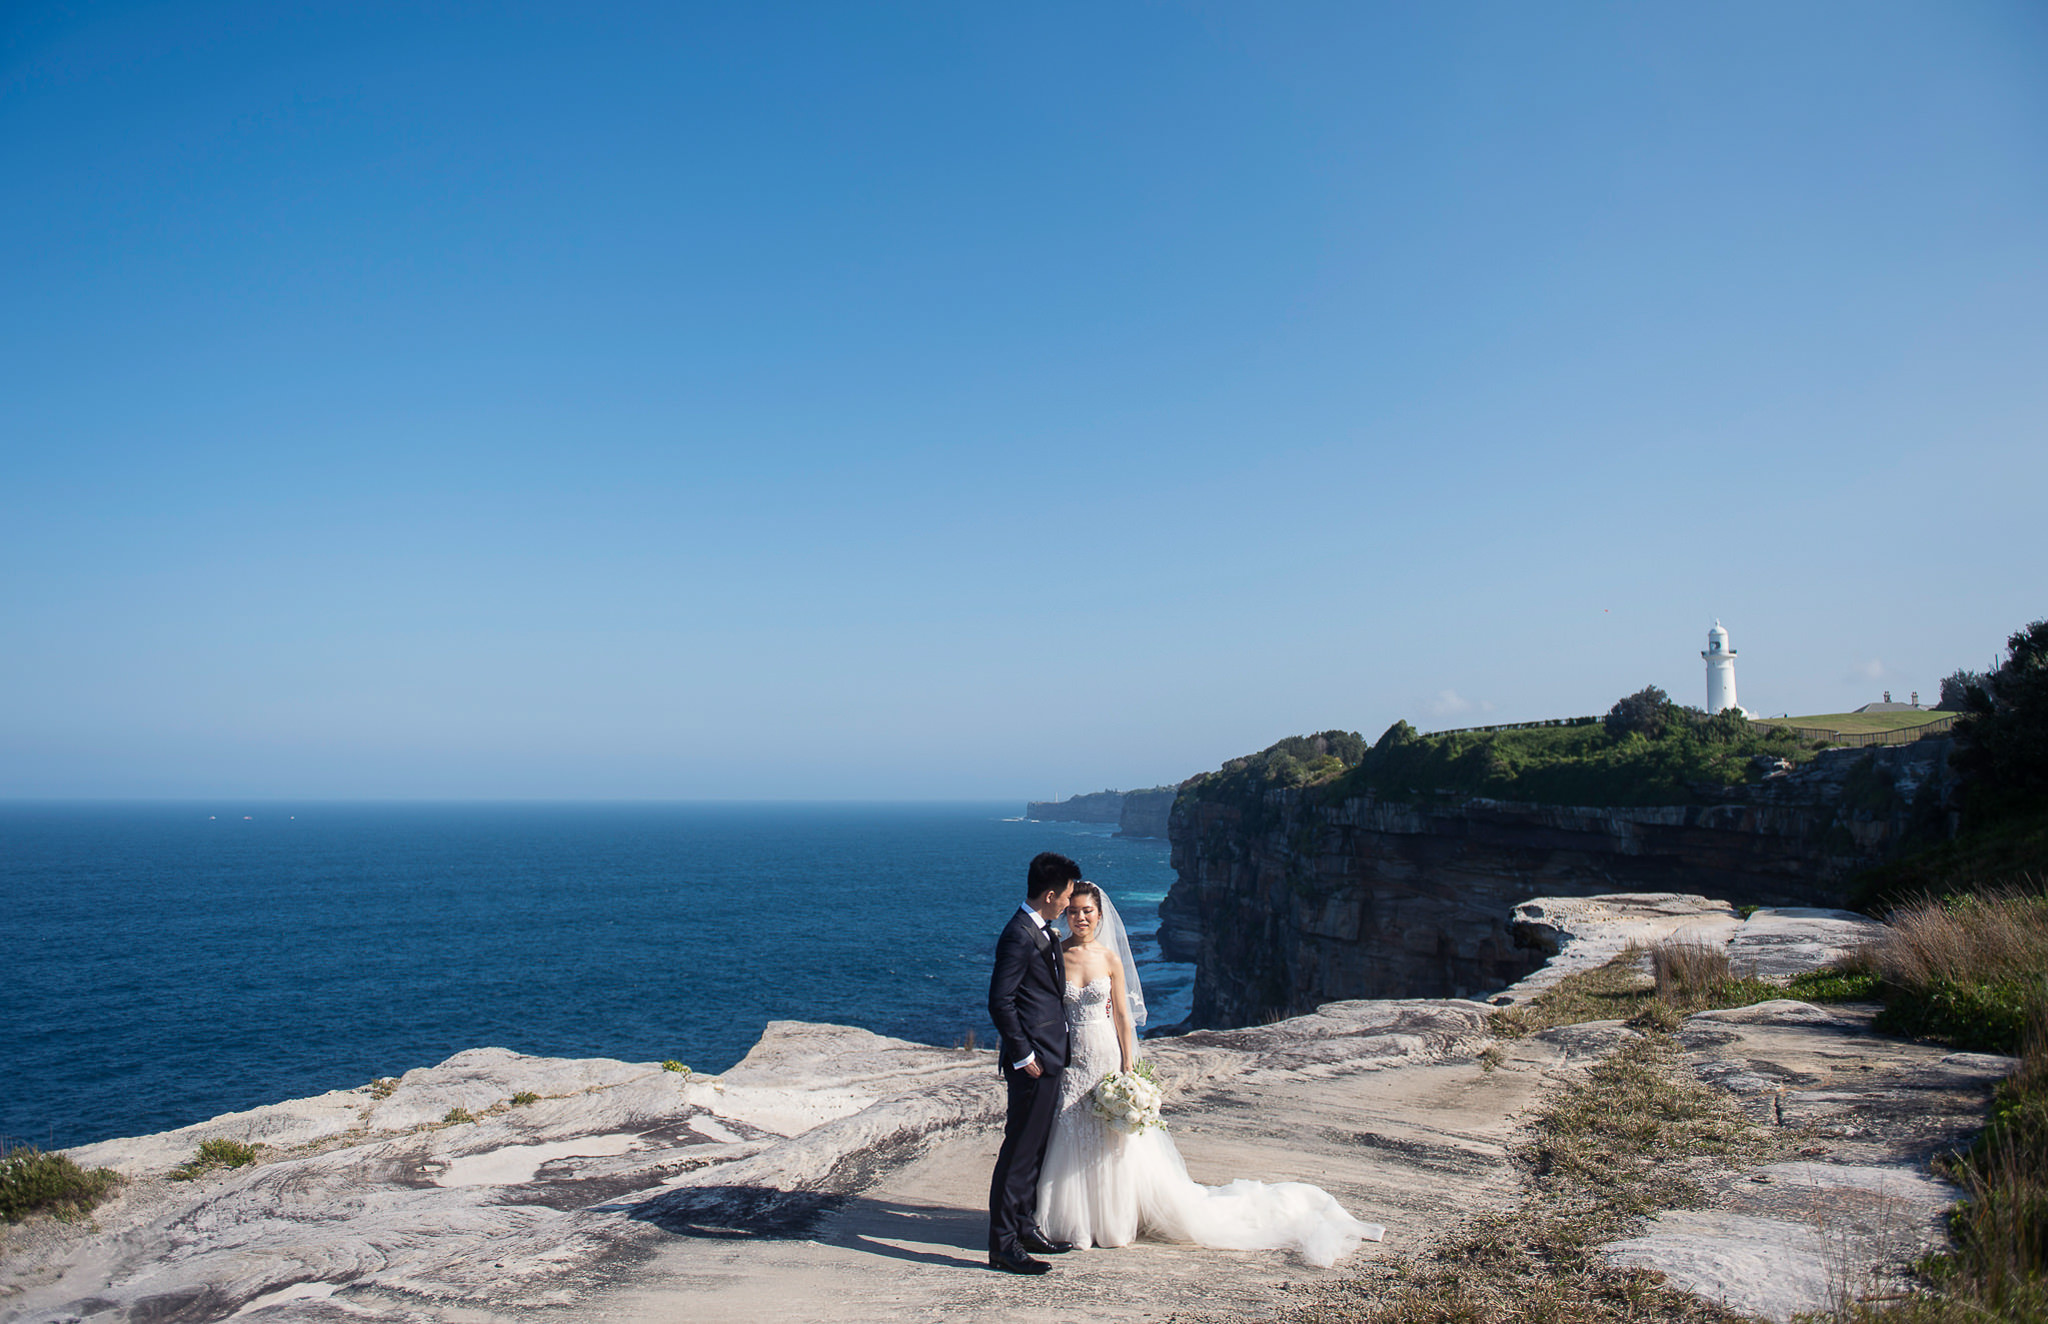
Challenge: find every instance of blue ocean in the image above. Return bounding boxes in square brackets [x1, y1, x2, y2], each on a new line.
[3, 803, 1190, 1152]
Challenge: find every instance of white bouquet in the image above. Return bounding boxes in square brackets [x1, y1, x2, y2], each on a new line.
[1089, 1064, 1165, 1135]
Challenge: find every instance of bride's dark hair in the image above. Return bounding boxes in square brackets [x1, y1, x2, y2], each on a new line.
[1067, 881, 1102, 912]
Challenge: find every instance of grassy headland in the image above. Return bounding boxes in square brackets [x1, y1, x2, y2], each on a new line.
[1181, 704, 1818, 811]
[1754, 711, 1959, 736]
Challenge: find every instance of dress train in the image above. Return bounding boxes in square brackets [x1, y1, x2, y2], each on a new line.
[1035, 977, 1384, 1267]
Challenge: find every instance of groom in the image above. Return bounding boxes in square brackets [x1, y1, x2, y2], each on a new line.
[986, 850, 1083, 1273]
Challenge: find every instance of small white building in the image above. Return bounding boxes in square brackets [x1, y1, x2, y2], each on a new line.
[1702, 621, 1746, 717]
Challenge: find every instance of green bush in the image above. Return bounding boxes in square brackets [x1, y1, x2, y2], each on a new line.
[1, 1146, 123, 1221]
[509, 1091, 539, 1106]
[1877, 977, 2044, 1056]
[442, 1107, 475, 1125]
[169, 1137, 263, 1181]
[662, 1060, 692, 1076]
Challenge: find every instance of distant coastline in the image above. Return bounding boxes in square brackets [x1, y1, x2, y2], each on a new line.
[1025, 786, 1177, 839]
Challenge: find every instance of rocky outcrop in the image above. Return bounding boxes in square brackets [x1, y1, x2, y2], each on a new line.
[10, 1006, 1504, 1324]
[1026, 790, 1125, 822]
[7, 899, 2003, 1324]
[1165, 739, 1954, 1028]
[1116, 787, 1177, 839]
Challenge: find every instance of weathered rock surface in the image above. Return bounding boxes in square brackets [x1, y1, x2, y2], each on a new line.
[4, 898, 2001, 1324]
[5, 1003, 1526, 1323]
[1165, 737, 1952, 1027]
[1482, 894, 2005, 1323]
[1604, 1003, 2008, 1322]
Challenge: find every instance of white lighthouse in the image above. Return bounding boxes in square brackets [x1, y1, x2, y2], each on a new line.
[1702, 620, 1745, 717]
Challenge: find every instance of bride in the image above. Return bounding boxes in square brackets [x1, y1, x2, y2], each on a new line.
[1035, 882, 1385, 1268]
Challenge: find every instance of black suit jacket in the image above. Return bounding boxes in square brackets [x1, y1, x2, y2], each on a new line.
[988, 909, 1070, 1073]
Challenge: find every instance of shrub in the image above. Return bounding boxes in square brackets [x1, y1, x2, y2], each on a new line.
[662, 1060, 692, 1076]
[1604, 685, 1674, 740]
[509, 1091, 539, 1107]
[169, 1137, 263, 1181]
[196, 1138, 259, 1168]
[0, 1145, 123, 1222]
[1865, 888, 2048, 1057]
[442, 1107, 475, 1125]
[1951, 618, 2048, 826]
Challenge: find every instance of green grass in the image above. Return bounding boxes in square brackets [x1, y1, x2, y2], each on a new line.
[509, 1091, 539, 1106]
[441, 1107, 475, 1125]
[0, 1145, 123, 1222]
[1784, 968, 1882, 1002]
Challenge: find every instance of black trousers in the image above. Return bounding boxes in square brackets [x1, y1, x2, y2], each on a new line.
[988, 1062, 1062, 1254]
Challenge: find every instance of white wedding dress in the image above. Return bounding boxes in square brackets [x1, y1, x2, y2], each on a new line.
[1035, 976, 1384, 1267]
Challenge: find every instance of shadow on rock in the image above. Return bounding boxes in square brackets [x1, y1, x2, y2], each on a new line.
[622, 1186, 990, 1270]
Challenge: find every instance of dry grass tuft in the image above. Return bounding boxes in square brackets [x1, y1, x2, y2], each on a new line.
[1869, 885, 2048, 990]
[1652, 940, 1731, 1002]
[1861, 886, 2048, 1056]
[1491, 938, 1785, 1041]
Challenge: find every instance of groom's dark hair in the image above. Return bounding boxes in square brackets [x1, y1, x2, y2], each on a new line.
[1025, 851, 1082, 898]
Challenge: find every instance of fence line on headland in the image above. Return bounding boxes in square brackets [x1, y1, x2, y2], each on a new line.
[1427, 716, 1601, 737]
[1427, 712, 1958, 747]
[1750, 713, 1959, 747]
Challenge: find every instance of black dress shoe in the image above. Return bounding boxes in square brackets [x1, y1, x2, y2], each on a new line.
[989, 1248, 1051, 1274]
[1019, 1230, 1074, 1254]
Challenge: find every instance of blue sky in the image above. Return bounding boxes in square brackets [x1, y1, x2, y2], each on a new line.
[4, 2, 2044, 799]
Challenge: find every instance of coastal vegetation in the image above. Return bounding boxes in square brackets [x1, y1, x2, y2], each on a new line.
[0, 1144, 122, 1223]
[1181, 695, 1814, 811]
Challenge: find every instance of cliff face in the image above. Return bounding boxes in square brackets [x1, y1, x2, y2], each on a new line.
[1116, 787, 1177, 839]
[1162, 739, 1954, 1028]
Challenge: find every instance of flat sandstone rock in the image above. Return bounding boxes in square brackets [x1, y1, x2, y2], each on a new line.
[7, 894, 2003, 1324]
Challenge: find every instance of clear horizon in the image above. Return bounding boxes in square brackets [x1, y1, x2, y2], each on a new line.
[4, 3, 2043, 800]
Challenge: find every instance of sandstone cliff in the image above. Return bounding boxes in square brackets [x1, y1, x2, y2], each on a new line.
[1115, 787, 1177, 839]
[1161, 739, 1954, 1028]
